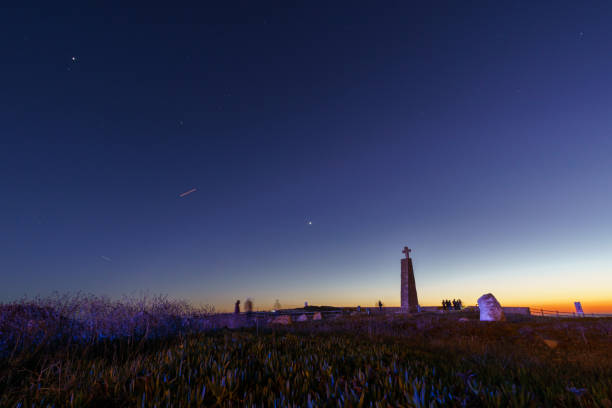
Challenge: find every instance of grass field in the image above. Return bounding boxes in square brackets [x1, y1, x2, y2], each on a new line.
[2, 297, 612, 407]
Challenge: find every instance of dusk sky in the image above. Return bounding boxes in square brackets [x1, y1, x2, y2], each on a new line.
[2, 2, 611, 312]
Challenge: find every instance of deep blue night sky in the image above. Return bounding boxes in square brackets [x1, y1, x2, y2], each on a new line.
[2, 2, 611, 311]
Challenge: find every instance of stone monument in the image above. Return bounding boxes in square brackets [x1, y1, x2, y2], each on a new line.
[401, 246, 419, 313]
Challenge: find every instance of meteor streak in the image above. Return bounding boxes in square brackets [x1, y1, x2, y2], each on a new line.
[179, 188, 197, 197]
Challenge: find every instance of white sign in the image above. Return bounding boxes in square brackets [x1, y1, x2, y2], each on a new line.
[574, 301, 584, 314]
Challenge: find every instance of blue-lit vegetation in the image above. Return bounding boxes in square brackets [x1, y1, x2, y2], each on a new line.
[1, 294, 611, 406]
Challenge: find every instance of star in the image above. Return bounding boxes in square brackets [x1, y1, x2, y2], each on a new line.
[71, 56, 77, 62]
[307, 221, 312, 225]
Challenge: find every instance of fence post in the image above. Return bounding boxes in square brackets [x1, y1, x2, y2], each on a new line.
[541, 308, 544, 317]
[556, 311, 559, 318]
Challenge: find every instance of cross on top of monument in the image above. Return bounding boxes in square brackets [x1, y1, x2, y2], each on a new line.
[402, 246, 412, 259]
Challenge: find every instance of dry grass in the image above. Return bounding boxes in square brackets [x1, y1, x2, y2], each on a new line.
[1, 297, 612, 407]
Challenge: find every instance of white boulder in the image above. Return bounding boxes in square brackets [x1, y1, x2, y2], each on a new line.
[296, 314, 308, 322]
[477, 293, 506, 321]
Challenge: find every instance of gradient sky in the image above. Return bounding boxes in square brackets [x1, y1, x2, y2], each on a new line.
[2, 2, 611, 313]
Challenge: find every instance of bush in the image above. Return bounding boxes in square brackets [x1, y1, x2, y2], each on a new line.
[0, 292, 215, 359]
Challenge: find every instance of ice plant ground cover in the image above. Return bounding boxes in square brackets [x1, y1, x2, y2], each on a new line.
[1, 296, 612, 407]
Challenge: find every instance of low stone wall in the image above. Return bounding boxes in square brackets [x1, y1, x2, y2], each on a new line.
[502, 307, 531, 316]
[377, 306, 530, 315]
[380, 306, 443, 313]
